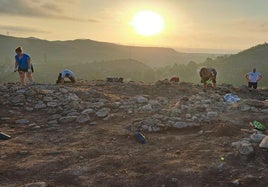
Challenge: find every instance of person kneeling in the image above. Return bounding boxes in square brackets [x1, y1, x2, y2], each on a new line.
[170, 76, 180, 83]
[56, 69, 76, 84]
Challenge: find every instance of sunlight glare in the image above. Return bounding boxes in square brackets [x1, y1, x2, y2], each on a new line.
[130, 10, 165, 36]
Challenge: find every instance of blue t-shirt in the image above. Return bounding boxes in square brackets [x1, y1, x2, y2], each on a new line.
[61, 69, 75, 78]
[15, 54, 30, 70]
[247, 72, 261, 82]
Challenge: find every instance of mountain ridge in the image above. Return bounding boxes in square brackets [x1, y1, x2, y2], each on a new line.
[0, 34, 219, 68]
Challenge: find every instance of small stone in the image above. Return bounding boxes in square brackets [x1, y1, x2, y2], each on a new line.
[19, 150, 28, 155]
[22, 181, 48, 187]
[231, 179, 240, 185]
[16, 119, 29, 124]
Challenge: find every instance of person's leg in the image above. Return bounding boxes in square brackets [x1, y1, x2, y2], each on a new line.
[212, 82, 216, 89]
[203, 82, 207, 91]
[202, 77, 209, 91]
[19, 71, 26, 85]
[248, 82, 252, 88]
[69, 76, 76, 83]
[248, 82, 254, 92]
[212, 78, 216, 89]
[253, 82, 257, 89]
[26, 72, 33, 83]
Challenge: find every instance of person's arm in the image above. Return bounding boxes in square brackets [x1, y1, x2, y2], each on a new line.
[245, 73, 249, 81]
[27, 56, 32, 73]
[257, 74, 263, 81]
[14, 55, 18, 72]
[14, 60, 18, 72]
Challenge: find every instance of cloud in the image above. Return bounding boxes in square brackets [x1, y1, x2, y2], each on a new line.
[0, 24, 49, 34]
[0, 0, 48, 17]
[0, 0, 98, 22]
[40, 2, 63, 13]
[228, 19, 268, 33]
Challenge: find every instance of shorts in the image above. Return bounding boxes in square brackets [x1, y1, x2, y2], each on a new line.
[248, 82, 257, 89]
[18, 65, 34, 73]
[201, 77, 216, 84]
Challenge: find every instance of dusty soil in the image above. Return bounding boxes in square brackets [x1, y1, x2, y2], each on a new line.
[0, 82, 268, 187]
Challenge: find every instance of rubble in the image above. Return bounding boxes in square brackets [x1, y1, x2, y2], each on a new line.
[0, 81, 268, 186]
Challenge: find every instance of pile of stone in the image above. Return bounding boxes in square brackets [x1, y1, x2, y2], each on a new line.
[0, 82, 267, 134]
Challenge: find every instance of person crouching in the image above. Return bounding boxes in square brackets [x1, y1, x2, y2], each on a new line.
[199, 67, 217, 90]
[56, 69, 76, 84]
[170, 76, 180, 83]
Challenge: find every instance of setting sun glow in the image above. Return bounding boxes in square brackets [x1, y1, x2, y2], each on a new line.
[130, 10, 165, 36]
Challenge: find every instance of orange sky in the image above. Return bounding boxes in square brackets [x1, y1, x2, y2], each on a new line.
[1, 0, 268, 53]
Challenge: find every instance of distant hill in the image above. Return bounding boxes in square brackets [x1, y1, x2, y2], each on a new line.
[0, 34, 218, 68]
[209, 43, 268, 87]
[152, 43, 268, 87]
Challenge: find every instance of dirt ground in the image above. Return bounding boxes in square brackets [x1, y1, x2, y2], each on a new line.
[0, 82, 268, 187]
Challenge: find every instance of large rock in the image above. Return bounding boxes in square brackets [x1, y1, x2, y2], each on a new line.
[11, 94, 25, 104]
[15, 119, 30, 124]
[34, 102, 47, 109]
[76, 113, 90, 124]
[81, 108, 95, 115]
[238, 142, 254, 155]
[238, 104, 251, 112]
[43, 96, 53, 102]
[96, 108, 111, 118]
[244, 99, 265, 108]
[135, 96, 148, 104]
[173, 122, 196, 128]
[261, 109, 268, 113]
[207, 111, 218, 118]
[47, 102, 58, 107]
[59, 116, 77, 123]
[67, 93, 80, 101]
[20, 182, 48, 187]
[250, 134, 266, 143]
[259, 136, 268, 149]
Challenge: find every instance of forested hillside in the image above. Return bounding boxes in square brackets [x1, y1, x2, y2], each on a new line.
[0, 34, 216, 68]
[156, 43, 268, 87]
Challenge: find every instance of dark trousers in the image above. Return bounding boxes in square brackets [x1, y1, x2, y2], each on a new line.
[248, 82, 257, 89]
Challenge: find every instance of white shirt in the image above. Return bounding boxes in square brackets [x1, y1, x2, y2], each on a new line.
[247, 71, 261, 82]
[61, 69, 75, 78]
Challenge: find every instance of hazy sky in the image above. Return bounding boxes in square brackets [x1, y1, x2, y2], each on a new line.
[1, 0, 268, 53]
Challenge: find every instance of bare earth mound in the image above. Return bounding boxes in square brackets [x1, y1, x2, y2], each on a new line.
[0, 81, 268, 187]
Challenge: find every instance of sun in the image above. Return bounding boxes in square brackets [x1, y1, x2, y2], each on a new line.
[130, 10, 165, 36]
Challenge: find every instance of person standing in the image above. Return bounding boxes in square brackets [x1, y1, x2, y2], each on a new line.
[245, 68, 263, 89]
[14, 47, 34, 85]
[56, 69, 76, 84]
